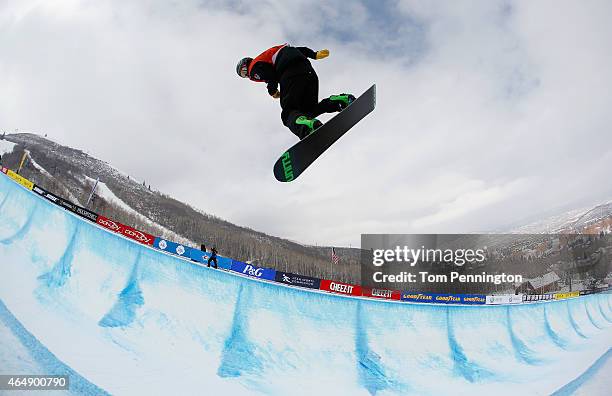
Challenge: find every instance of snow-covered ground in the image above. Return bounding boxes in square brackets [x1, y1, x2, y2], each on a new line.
[0, 140, 16, 156]
[0, 172, 611, 395]
[84, 175, 194, 246]
[510, 207, 592, 233]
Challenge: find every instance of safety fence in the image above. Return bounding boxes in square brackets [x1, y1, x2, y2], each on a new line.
[2, 166, 610, 306]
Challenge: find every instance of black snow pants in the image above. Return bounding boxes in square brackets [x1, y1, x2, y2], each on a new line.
[278, 54, 340, 139]
[207, 255, 217, 268]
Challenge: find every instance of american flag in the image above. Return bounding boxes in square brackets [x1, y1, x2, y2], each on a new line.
[331, 247, 340, 264]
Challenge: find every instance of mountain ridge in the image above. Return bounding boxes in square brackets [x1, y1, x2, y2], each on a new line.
[1, 133, 360, 283]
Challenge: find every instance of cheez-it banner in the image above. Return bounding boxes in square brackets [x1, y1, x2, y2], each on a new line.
[362, 287, 401, 300]
[319, 279, 362, 296]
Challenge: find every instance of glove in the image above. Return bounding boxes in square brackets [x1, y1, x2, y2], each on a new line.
[271, 90, 280, 99]
[315, 49, 329, 60]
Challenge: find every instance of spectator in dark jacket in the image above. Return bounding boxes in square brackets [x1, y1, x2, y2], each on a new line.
[207, 246, 218, 269]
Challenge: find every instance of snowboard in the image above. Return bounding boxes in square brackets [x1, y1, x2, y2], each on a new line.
[273, 84, 376, 182]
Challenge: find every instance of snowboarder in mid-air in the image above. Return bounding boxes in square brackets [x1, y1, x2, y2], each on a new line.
[236, 44, 355, 140]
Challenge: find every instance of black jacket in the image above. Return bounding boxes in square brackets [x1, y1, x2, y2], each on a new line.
[249, 46, 317, 96]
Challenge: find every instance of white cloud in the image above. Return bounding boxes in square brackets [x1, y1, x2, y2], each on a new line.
[411, 177, 528, 228]
[1, 0, 611, 246]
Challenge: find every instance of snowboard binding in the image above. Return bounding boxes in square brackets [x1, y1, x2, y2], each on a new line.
[295, 115, 323, 140]
[329, 93, 356, 110]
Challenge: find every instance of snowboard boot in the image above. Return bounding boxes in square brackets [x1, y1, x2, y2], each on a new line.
[329, 93, 355, 110]
[295, 115, 323, 140]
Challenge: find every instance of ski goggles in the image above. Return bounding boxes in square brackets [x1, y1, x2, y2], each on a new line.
[239, 64, 248, 78]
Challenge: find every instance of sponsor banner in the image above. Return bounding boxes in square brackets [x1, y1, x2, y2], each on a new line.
[523, 294, 554, 302]
[554, 291, 580, 300]
[275, 271, 321, 289]
[97, 215, 123, 233]
[401, 292, 436, 303]
[32, 184, 48, 197]
[362, 287, 401, 300]
[319, 279, 362, 296]
[59, 197, 76, 211]
[230, 260, 276, 281]
[188, 250, 232, 270]
[120, 224, 154, 246]
[1, 167, 7, 174]
[400, 292, 484, 304]
[7, 170, 34, 190]
[32, 184, 99, 222]
[32, 184, 62, 206]
[71, 204, 99, 223]
[486, 294, 524, 305]
[459, 294, 487, 305]
[154, 237, 193, 257]
[189, 249, 209, 263]
[217, 256, 232, 270]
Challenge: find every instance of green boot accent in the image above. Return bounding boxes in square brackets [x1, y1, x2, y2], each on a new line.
[329, 93, 355, 109]
[295, 116, 322, 134]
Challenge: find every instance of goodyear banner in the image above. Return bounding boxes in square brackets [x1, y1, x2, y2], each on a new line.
[319, 279, 362, 296]
[458, 294, 486, 305]
[275, 271, 321, 289]
[486, 294, 524, 305]
[554, 291, 580, 300]
[230, 260, 276, 281]
[154, 237, 193, 258]
[189, 250, 232, 270]
[401, 292, 436, 303]
[401, 292, 486, 304]
[7, 169, 33, 190]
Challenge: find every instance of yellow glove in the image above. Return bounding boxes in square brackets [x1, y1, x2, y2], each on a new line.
[272, 90, 280, 99]
[315, 49, 329, 60]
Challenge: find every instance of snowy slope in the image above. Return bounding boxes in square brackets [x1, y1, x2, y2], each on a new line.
[0, 171, 611, 395]
[0, 140, 16, 156]
[84, 175, 193, 246]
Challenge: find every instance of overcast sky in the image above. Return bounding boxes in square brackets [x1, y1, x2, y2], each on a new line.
[1, 0, 611, 246]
